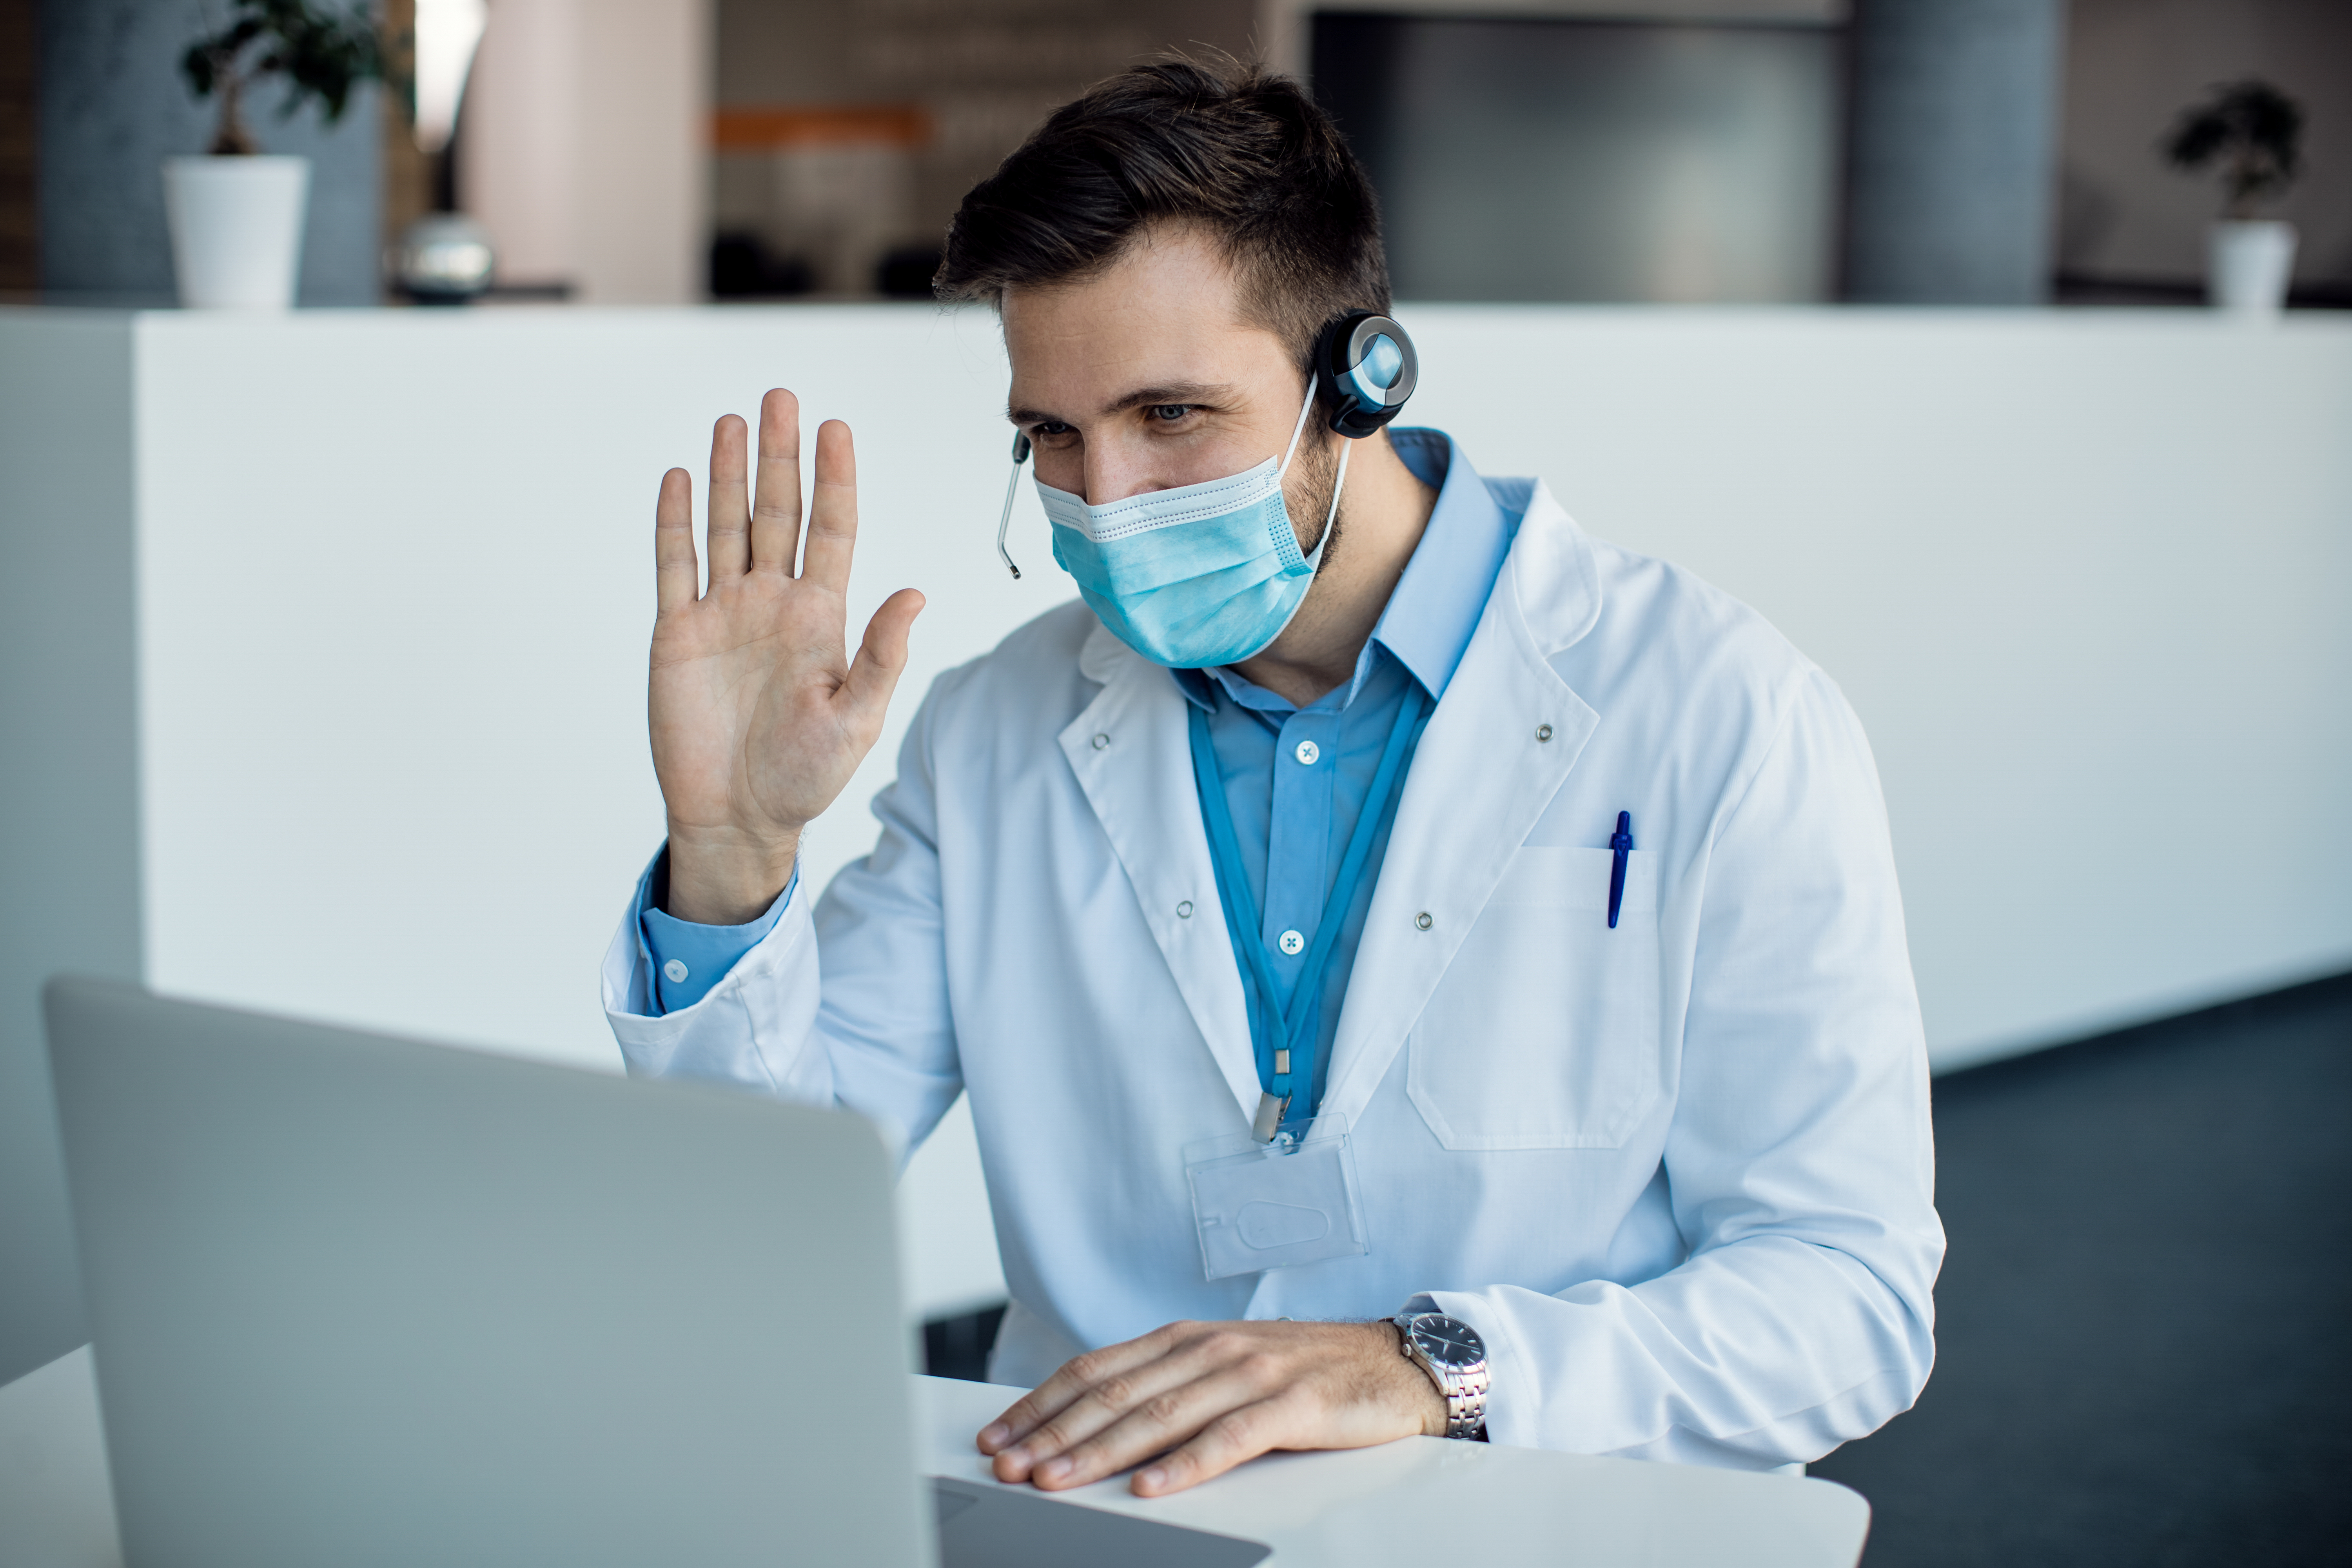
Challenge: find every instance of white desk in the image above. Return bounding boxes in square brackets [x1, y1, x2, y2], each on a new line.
[2, 1345, 1869, 1566]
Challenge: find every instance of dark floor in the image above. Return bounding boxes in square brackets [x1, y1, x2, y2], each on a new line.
[923, 1302, 1006, 1385]
[920, 974, 2352, 1565]
[1812, 973, 2352, 1567]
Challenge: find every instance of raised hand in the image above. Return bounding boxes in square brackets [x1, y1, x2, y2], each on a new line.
[649, 390, 924, 925]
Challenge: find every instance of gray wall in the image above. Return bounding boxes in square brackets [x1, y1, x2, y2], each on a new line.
[1313, 14, 1845, 304]
[1846, 0, 2069, 303]
[2060, 0, 2352, 289]
[0, 313, 141, 1386]
[37, 0, 379, 303]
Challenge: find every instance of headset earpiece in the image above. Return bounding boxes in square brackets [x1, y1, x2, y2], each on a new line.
[1313, 312, 1419, 439]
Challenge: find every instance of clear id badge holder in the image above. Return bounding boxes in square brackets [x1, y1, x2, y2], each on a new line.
[1183, 1113, 1370, 1281]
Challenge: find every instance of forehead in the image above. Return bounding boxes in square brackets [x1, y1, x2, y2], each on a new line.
[1000, 226, 1287, 408]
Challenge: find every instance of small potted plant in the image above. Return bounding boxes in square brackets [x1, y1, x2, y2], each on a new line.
[167, 0, 384, 309]
[2162, 80, 2305, 317]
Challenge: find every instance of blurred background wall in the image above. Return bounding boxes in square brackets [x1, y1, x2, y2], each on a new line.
[705, 0, 1254, 298]
[2, 0, 2344, 305]
[30, 0, 381, 304]
[2058, 0, 2352, 301]
[1312, 8, 1845, 302]
[0, 0, 32, 292]
[459, 0, 709, 301]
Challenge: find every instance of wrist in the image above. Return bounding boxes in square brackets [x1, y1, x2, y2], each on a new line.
[662, 823, 800, 925]
[1381, 1321, 1450, 1437]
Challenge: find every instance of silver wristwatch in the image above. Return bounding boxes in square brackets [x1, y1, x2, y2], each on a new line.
[1393, 1308, 1489, 1439]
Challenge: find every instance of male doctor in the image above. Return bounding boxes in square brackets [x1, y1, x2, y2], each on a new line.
[605, 60, 1942, 1497]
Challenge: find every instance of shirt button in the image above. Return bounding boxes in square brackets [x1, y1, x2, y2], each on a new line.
[1176, 900, 1194, 918]
[1293, 739, 1320, 766]
[1415, 912, 1434, 931]
[1091, 733, 1110, 750]
[1278, 929, 1306, 955]
[1536, 723, 1554, 742]
[662, 959, 689, 983]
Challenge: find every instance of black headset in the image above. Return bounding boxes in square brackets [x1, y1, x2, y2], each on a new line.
[1312, 311, 1419, 438]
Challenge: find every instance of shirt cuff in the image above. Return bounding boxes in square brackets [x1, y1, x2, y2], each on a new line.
[633, 844, 795, 1015]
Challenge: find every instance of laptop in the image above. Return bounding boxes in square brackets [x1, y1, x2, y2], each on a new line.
[44, 977, 1269, 1568]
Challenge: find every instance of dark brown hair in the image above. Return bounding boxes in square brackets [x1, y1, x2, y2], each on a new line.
[933, 58, 1390, 378]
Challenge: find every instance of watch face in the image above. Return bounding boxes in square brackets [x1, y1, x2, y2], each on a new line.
[1409, 1314, 1484, 1367]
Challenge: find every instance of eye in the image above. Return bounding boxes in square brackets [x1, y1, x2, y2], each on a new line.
[1032, 421, 1073, 437]
[1147, 404, 1194, 423]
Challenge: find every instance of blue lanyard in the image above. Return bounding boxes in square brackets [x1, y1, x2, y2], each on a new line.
[1186, 682, 1432, 1138]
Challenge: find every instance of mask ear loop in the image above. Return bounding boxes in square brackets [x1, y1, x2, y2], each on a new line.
[996, 430, 1032, 579]
[1278, 376, 1347, 567]
[1276, 376, 1319, 476]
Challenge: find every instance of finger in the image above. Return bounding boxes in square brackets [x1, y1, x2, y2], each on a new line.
[1030, 1356, 1285, 1492]
[800, 418, 859, 592]
[655, 468, 699, 613]
[750, 389, 804, 574]
[979, 1327, 1183, 1456]
[992, 1334, 1233, 1484]
[1131, 1393, 1303, 1498]
[840, 588, 924, 727]
[707, 414, 751, 579]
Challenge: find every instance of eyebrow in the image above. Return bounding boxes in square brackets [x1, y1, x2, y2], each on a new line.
[1007, 381, 1238, 425]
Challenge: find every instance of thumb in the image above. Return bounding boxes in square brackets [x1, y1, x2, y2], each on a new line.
[840, 588, 926, 727]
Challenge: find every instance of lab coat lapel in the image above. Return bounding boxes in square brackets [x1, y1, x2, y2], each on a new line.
[1058, 623, 1263, 1124]
[1320, 486, 1603, 1128]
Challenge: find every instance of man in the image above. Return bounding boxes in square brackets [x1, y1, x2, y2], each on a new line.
[605, 61, 1941, 1497]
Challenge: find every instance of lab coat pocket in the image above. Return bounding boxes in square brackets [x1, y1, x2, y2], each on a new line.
[1408, 847, 1662, 1151]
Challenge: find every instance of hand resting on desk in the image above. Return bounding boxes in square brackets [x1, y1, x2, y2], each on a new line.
[976, 1319, 1446, 1497]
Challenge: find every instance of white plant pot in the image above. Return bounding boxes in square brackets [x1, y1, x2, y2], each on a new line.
[162, 156, 312, 310]
[2207, 221, 2298, 318]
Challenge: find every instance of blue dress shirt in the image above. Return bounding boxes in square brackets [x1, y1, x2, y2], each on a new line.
[633, 428, 1515, 1030]
[1176, 428, 1514, 1115]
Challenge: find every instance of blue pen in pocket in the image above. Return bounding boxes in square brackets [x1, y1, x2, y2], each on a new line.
[1608, 811, 1633, 929]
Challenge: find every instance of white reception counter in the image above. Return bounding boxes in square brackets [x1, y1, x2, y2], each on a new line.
[4, 304, 2350, 1335]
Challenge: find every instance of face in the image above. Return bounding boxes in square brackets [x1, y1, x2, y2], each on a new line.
[1002, 225, 1335, 521]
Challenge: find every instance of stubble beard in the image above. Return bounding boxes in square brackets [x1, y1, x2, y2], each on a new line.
[1287, 426, 1348, 580]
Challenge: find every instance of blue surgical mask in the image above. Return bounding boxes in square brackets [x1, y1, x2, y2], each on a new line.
[1038, 380, 1350, 669]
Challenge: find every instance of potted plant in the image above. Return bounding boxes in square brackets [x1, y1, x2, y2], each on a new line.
[2162, 80, 2305, 317]
[167, 0, 384, 309]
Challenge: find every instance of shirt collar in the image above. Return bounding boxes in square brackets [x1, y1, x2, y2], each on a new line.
[1174, 427, 1514, 716]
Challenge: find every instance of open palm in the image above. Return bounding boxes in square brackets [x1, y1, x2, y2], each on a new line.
[649, 390, 924, 925]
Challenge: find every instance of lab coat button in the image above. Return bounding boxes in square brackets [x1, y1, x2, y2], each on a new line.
[1091, 733, 1109, 749]
[1536, 723, 1553, 742]
[662, 959, 689, 983]
[1278, 929, 1305, 955]
[1293, 740, 1320, 766]
[1177, 900, 1194, 918]
[1415, 911, 1433, 931]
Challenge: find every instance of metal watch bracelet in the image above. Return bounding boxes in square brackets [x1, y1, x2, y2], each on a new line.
[1394, 1314, 1489, 1440]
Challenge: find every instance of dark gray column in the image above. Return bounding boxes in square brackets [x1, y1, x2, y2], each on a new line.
[1845, 0, 2069, 304]
[37, 0, 379, 303]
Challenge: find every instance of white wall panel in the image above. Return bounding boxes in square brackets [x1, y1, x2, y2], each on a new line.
[1396, 308, 2352, 1067]
[6, 305, 2347, 1334]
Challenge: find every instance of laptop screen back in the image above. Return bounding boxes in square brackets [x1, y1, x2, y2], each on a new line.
[45, 977, 933, 1568]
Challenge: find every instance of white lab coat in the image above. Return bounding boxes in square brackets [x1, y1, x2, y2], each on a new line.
[604, 477, 1942, 1468]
